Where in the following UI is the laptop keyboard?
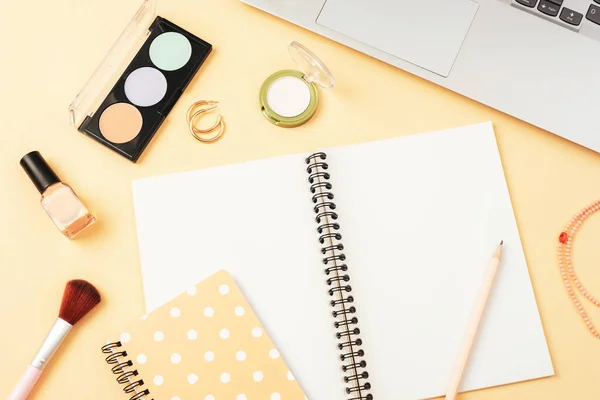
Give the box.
[512,0,600,34]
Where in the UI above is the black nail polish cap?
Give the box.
[20,151,61,194]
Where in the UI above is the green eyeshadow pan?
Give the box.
[149,32,193,71]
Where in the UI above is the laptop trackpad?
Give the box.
[316,0,479,77]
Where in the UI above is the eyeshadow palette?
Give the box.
[69,1,212,162]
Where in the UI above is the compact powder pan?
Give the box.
[99,103,143,144]
[124,67,168,107]
[260,42,335,128]
[69,1,212,162]
[149,32,193,71]
[266,76,312,118]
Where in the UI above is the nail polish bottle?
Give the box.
[20,151,96,239]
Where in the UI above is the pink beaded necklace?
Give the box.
[557,200,600,338]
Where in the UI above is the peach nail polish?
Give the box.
[20,151,96,239]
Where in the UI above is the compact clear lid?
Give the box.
[68,0,157,127]
[289,41,335,89]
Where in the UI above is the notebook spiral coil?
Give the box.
[306,152,373,400]
[102,342,153,400]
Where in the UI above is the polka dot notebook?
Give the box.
[101,270,306,400]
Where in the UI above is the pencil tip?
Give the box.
[500,240,504,246]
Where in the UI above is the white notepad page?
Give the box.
[133,154,345,399]
[132,122,553,400]
[325,122,553,398]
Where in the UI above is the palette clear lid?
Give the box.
[289,41,335,89]
[68,0,158,128]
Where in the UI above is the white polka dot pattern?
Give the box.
[253,371,264,382]
[204,351,215,362]
[111,272,304,399]
[137,354,147,364]
[252,327,263,338]
[171,353,182,364]
[187,329,198,340]
[236,350,247,361]
[219,284,230,295]
[220,372,231,383]
[154,331,164,342]
[120,332,131,343]
[153,375,164,386]
[186,286,197,296]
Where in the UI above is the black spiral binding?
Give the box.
[102,342,153,400]
[305,152,373,400]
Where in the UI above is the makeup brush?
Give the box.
[8,279,101,400]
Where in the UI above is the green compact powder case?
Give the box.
[259,42,335,128]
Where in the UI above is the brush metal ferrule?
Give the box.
[31,318,73,370]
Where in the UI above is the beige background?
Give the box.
[1,0,600,398]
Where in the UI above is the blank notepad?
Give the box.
[132,122,553,399]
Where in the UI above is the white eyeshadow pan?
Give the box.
[266,76,311,118]
[124,67,168,107]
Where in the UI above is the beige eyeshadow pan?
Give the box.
[99,103,143,144]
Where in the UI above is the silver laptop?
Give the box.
[242,0,600,153]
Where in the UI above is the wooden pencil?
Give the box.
[444,241,504,400]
